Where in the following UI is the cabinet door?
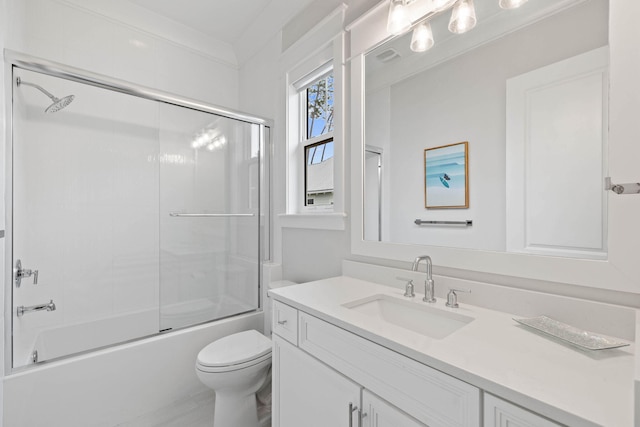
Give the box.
[362,390,426,427]
[484,394,561,427]
[272,334,361,427]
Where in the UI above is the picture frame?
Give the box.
[424,141,469,209]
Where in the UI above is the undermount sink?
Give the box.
[343,294,473,339]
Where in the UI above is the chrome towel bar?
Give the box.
[414,219,472,226]
[169,213,255,218]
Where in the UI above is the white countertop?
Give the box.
[269,276,636,427]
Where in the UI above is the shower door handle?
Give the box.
[14,259,39,287]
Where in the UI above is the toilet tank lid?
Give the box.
[197,330,271,367]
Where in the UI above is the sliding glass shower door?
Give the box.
[158,104,261,331]
[10,64,267,368]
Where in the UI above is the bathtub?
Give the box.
[20,296,256,366]
[4,309,264,427]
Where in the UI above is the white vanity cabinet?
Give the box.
[272,334,361,427]
[271,301,480,427]
[362,390,426,427]
[484,394,562,427]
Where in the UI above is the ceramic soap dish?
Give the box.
[513,315,630,351]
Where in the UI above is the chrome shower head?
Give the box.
[45,94,75,113]
[16,77,75,113]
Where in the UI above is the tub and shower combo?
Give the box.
[3,51,271,425]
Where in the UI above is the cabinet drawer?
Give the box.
[299,312,480,427]
[484,394,561,427]
[272,300,298,345]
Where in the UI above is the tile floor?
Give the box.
[116,390,272,427]
[117,390,215,427]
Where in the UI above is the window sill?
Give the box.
[278,212,347,231]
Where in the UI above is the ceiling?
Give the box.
[126,0,315,45]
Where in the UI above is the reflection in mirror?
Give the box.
[364,0,609,260]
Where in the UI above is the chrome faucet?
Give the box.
[17,300,56,317]
[411,256,436,303]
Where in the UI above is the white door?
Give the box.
[362,390,426,427]
[506,47,609,259]
[272,335,361,427]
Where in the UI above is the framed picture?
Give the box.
[424,141,469,209]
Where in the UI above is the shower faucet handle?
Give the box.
[14,259,39,287]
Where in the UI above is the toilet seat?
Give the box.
[196,330,271,372]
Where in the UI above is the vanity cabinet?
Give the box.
[362,390,426,427]
[271,301,480,427]
[272,334,360,427]
[484,394,562,427]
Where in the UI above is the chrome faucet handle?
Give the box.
[14,259,39,287]
[446,288,471,308]
[396,277,415,298]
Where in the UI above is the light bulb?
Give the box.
[499,0,528,9]
[448,0,477,34]
[387,0,411,36]
[410,22,434,52]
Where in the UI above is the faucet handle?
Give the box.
[446,288,471,308]
[396,277,416,298]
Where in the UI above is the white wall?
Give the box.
[5,0,239,107]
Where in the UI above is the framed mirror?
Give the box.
[349,0,640,293]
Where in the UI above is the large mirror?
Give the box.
[364,0,608,260]
[349,0,640,293]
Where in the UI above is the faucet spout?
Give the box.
[411,256,436,303]
[17,300,56,317]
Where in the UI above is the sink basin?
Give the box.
[343,294,473,339]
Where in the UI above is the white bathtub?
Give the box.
[4,310,264,427]
[23,297,256,365]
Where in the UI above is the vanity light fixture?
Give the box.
[448,0,477,34]
[410,21,434,52]
[499,0,529,10]
[387,0,412,35]
[389,0,526,53]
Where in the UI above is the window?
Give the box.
[299,70,334,207]
[283,28,346,229]
[306,73,334,138]
[305,138,334,206]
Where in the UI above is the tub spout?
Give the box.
[17,300,56,317]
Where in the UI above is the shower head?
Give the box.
[16,77,75,113]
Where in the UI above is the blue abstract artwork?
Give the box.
[424,142,468,208]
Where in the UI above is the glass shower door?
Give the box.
[10,62,267,369]
[158,104,261,331]
[11,69,161,367]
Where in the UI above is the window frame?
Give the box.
[291,60,337,214]
[280,27,346,231]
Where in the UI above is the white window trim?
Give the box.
[281,29,346,230]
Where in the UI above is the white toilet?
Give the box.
[196,330,272,427]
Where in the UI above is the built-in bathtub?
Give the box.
[19,297,256,366]
[4,310,264,426]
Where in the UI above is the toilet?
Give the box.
[196,329,272,427]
